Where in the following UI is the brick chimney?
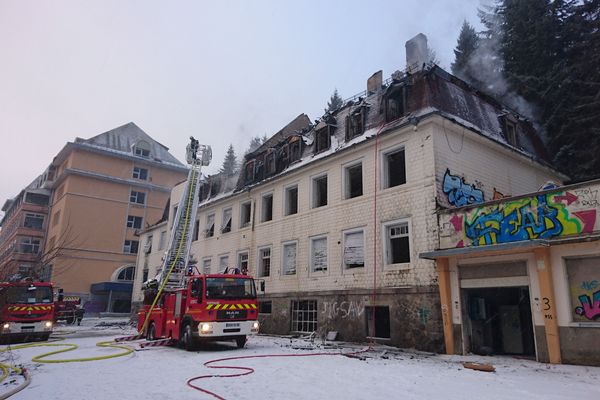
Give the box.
[405,33,428,72]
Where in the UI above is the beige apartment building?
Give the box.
[132,35,563,352]
[38,122,188,313]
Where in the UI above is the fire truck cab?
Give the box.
[0,281,54,342]
[138,273,259,350]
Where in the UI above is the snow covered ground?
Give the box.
[1,317,599,400]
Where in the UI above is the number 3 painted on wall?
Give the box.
[542,297,551,311]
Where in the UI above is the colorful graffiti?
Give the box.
[455,191,597,247]
[442,169,484,207]
[575,290,600,321]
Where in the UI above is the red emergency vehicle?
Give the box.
[0,281,54,342]
[138,272,259,350]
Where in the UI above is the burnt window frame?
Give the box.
[244,160,255,183]
[284,184,298,216]
[265,150,276,176]
[289,139,302,163]
[345,108,366,141]
[381,145,407,189]
[343,160,363,200]
[240,201,252,228]
[314,125,331,154]
[311,173,328,209]
[261,192,273,222]
[383,84,406,123]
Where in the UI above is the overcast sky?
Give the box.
[0,0,485,211]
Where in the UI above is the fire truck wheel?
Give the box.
[146,323,156,341]
[182,324,196,351]
[40,333,51,341]
[236,336,247,349]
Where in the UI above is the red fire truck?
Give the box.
[0,281,54,342]
[138,272,259,350]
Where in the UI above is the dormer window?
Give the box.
[244,160,255,183]
[506,121,518,147]
[314,125,331,154]
[383,84,406,123]
[289,138,302,162]
[346,108,365,141]
[265,150,275,175]
[133,141,151,158]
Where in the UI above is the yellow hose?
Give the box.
[0,340,134,364]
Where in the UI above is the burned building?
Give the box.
[132,34,562,352]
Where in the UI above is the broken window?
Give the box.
[344,162,363,199]
[132,167,148,180]
[506,121,518,147]
[258,247,271,277]
[240,201,251,228]
[366,306,391,338]
[310,236,327,272]
[384,84,406,122]
[291,300,317,333]
[289,139,301,162]
[202,258,212,274]
[346,108,365,140]
[282,241,297,275]
[344,230,365,269]
[238,251,249,274]
[126,216,143,229]
[265,151,276,175]
[144,235,153,253]
[385,221,410,264]
[382,147,406,188]
[284,185,298,216]
[205,213,215,237]
[24,213,44,230]
[130,191,146,204]
[312,174,328,208]
[193,219,200,241]
[221,207,232,233]
[261,193,273,222]
[314,125,330,153]
[259,301,272,314]
[123,240,139,254]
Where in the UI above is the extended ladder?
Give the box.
[156,137,211,290]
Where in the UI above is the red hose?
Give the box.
[187,347,370,400]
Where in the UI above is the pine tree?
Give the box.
[324,89,343,113]
[220,144,238,177]
[246,135,268,155]
[451,21,480,80]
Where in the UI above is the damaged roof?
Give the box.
[197,64,554,207]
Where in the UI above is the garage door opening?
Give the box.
[463,286,535,357]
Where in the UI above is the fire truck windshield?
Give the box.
[0,286,53,304]
[205,278,256,300]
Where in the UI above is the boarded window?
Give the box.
[566,257,600,323]
[386,222,410,264]
[345,163,363,199]
[311,237,327,272]
[384,148,406,188]
[344,230,364,268]
[205,214,215,237]
[312,175,328,208]
[285,185,298,215]
[221,208,232,233]
[261,194,273,222]
[282,242,297,275]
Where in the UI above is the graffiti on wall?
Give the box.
[442,169,485,207]
[575,290,600,321]
[446,191,597,247]
[322,301,365,320]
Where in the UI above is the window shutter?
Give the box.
[283,244,296,274]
